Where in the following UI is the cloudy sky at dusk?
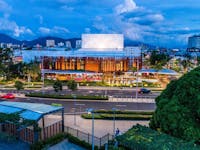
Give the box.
[0,0,200,47]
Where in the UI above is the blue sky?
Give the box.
[0,0,200,47]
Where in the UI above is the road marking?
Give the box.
[75,104,86,106]
[116,105,127,107]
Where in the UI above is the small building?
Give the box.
[0,101,64,144]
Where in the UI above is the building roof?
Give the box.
[0,101,63,121]
[138,68,178,75]
[42,69,103,75]
[157,69,178,75]
[14,48,140,62]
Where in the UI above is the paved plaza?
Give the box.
[64,115,149,137]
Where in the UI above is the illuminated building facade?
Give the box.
[14,34,142,81]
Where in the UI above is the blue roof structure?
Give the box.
[138,68,157,73]
[0,101,63,121]
[138,68,178,75]
[157,69,178,75]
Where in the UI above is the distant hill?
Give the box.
[0,33,21,44]
[0,33,81,48]
[0,33,154,48]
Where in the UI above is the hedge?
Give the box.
[94,110,154,115]
[26,92,108,100]
[81,113,152,120]
[30,133,100,150]
[116,124,200,150]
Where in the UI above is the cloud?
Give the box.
[39,26,69,36]
[0,0,12,13]
[39,27,50,34]
[0,17,33,37]
[115,0,137,14]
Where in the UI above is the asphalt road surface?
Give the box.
[0,88,160,99]
[0,97,156,113]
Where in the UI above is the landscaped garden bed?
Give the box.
[81,110,153,120]
[25,92,108,100]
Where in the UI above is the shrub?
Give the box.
[25,93,108,100]
[67,80,77,91]
[81,113,152,120]
[14,80,24,90]
[53,80,62,92]
[116,124,200,150]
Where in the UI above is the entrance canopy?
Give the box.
[0,101,63,121]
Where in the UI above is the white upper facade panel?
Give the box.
[81,34,124,50]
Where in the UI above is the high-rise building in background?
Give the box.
[188,35,200,52]
[75,40,82,49]
[57,42,64,47]
[46,40,55,47]
[65,41,72,49]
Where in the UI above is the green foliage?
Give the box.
[30,133,99,150]
[82,110,153,120]
[14,80,24,90]
[0,113,20,123]
[67,133,99,150]
[53,80,63,92]
[67,80,77,91]
[150,67,200,143]
[26,92,108,100]
[150,51,170,70]
[82,113,152,120]
[116,124,200,150]
[0,48,14,80]
[30,133,67,150]
[22,61,40,81]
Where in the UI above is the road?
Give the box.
[0,88,160,99]
[0,97,156,113]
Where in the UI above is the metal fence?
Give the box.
[108,96,155,103]
[64,126,113,148]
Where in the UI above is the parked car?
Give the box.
[1,93,15,99]
[138,88,151,94]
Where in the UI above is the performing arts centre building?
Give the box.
[15,34,142,82]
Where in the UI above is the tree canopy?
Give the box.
[149,51,170,70]
[67,80,77,91]
[53,80,63,92]
[150,67,200,143]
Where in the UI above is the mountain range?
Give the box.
[0,33,154,48]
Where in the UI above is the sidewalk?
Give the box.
[64,115,149,137]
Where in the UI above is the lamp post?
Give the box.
[41,56,45,94]
[112,108,117,137]
[87,108,95,150]
[72,94,77,126]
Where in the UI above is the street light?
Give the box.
[71,94,77,126]
[87,108,95,150]
[41,56,45,94]
[112,108,117,137]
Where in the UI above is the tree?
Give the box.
[23,61,40,81]
[67,80,77,91]
[53,80,63,92]
[149,51,170,70]
[14,80,24,90]
[150,67,200,143]
[0,48,14,80]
